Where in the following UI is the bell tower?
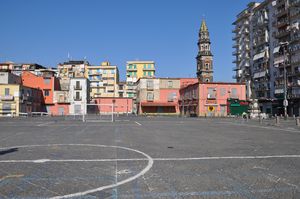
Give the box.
[196,19,214,82]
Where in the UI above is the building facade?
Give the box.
[86,61,119,99]
[0,84,43,117]
[180,82,247,117]
[69,78,89,115]
[0,62,46,76]
[125,61,155,99]
[196,20,214,82]
[21,71,60,113]
[233,0,300,116]
[136,78,181,115]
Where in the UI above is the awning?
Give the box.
[253,71,267,79]
[274,57,284,65]
[273,46,280,54]
[253,51,266,61]
[141,102,177,107]
[275,89,284,94]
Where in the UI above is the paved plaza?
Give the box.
[0,116,299,199]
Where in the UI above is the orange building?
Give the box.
[21,71,60,113]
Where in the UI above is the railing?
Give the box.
[74,97,82,101]
[74,85,82,90]
[0,95,14,101]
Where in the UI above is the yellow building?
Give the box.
[85,61,119,99]
[0,84,20,116]
[0,84,43,117]
[126,61,155,98]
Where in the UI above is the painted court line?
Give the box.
[1,155,300,163]
[37,122,54,127]
[217,121,300,133]
[135,121,142,126]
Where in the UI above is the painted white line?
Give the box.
[217,121,300,133]
[1,155,300,164]
[135,121,142,126]
[37,122,54,127]
[0,144,153,199]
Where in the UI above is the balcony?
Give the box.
[74,97,82,101]
[57,97,69,103]
[275,8,288,18]
[147,86,154,90]
[277,19,289,28]
[232,66,240,71]
[275,30,290,38]
[207,94,216,99]
[0,95,14,101]
[232,50,240,56]
[74,85,82,90]
[290,0,300,7]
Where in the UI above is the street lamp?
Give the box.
[279,41,289,119]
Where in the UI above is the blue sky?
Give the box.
[0,0,259,81]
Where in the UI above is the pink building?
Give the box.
[136,78,198,115]
[180,82,246,117]
[91,97,133,114]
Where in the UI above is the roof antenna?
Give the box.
[67,52,70,61]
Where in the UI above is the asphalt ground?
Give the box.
[0,116,299,199]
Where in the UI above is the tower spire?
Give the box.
[196,19,214,82]
[200,19,208,32]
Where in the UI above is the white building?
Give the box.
[69,78,89,115]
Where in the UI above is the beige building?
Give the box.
[136,78,181,115]
[86,61,119,99]
[126,61,155,99]
[57,60,89,79]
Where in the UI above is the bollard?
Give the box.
[259,115,262,124]
[293,115,296,120]
[296,118,300,127]
[275,116,280,126]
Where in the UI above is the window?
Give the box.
[128,64,132,69]
[148,64,151,69]
[76,81,80,88]
[111,70,115,74]
[148,71,152,76]
[44,90,50,96]
[134,72,137,77]
[133,64,137,69]
[168,93,176,102]
[143,71,147,76]
[147,80,154,89]
[205,63,209,70]
[147,92,154,101]
[76,92,80,100]
[231,88,238,98]
[2,103,11,110]
[5,88,10,96]
[43,78,51,85]
[207,88,216,99]
[167,81,173,88]
[144,64,146,69]
[220,88,226,96]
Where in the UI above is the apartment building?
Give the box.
[0,62,46,76]
[57,60,88,79]
[233,2,260,99]
[86,61,119,99]
[0,72,43,116]
[233,0,300,116]
[126,61,155,99]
